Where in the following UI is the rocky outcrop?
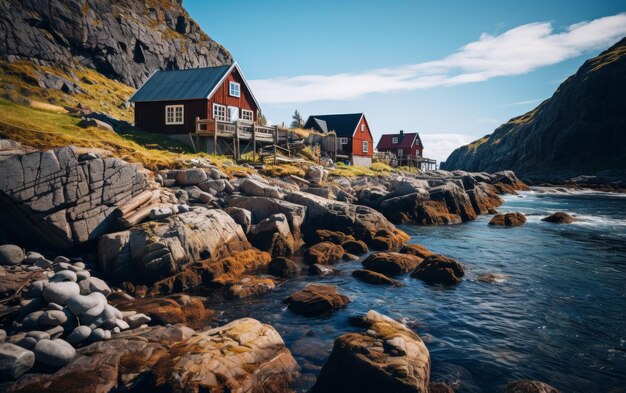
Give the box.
[442,38,626,185]
[410,254,465,285]
[283,284,350,317]
[284,191,409,250]
[541,212,576,224]
[312,310,430,393]
[1,320,299,393]
[362,252,423,276]
[0,146,148,251]
[98,208,249,284]
[489,212,526,227]
[0,0,232,88]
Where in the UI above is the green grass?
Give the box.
[0,98,243,170]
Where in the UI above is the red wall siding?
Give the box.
[208,68,258,121]
[135,99,208,134]
[351,116,374,157]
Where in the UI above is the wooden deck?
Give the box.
[194,118,295,160]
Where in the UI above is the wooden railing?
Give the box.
[195,118,281,143]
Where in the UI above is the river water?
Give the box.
[212,189,626,392]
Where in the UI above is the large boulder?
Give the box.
[239,177,285,199]
[303,242,344,265]
[249,213,296,257]
[503,380,561,393]
[312,310,430,393]
[541,212,575,224]
[98,208,250,284]
[227,195,306,238]
[0,146,148,251]
[283,284,350,317]
[362,252,423,276]
[489,212,526,227]
[410,254,465,285]
[1,322,298,393]
[284,191,409,250]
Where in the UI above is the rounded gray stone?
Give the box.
[24,280,46,298]
[89,328,107,341]
[66,325,91,345]
[0,245,24,266]
[49,270,77,283]
[39,310,68,327]
[42,281,80,305]
[33,339,75,367]
[76,270,91,281]
[78,276,111,296]
[24,252,44,265]
[0,342,35,379]
[15,337,37,350]
[66,292,106,317]
[26,331,50,341]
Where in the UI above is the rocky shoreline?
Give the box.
[0,139,561,392]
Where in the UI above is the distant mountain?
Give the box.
[0,0,232,88]
[442,38,626,185]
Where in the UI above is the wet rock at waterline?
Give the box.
[489,212,527,227]
[352,269,402,286]
[411,254,465,285]
[312,310,430,393]
[362,252,423,276]
[284,284,350,317]
[503,380,561,393]
[541,212,576,224]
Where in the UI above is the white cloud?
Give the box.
[250,13,626,104]
[419,133,475,164]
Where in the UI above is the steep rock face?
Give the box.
[442,38,626,184]
[0,0,232,88]
[0,145,148,251]
[98,208,250,284]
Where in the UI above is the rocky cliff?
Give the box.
[442,38,626,184]
[0,0,232,88]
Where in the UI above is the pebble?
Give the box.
[33,258,53,269]
[0,329,5,342]
[46,326,65,339]
[66,292,106,317]
[49,270,78,283]
[24,280,46,299]
[78,276,111,296]
[87,304,119,329]
[16,337,37,350]
[43,281,80,305]
[47,302,63,311]
[89,328,107,341]
[0,342,35,379]
[33,339,76,367]
[76,270,90,281]
[115,319,130,330]
[126,313,151,329]
[26,331,50,341]
[66,326,91,345]
[39,310,69,327]
[0,245,25,265]
[24,252,44,265]
[21,311,45,330]
[73,262,86,270]
[53,256,71,264]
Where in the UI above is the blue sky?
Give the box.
[186,0,626,163]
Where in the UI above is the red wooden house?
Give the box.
[376,130,424,159]
[303,113,374,167]
[129,62,261,147]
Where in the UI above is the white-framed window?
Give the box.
[213,103,226,121]
[392,137,398,144]
[361,124,365,132]
[241,109,254,122]
[165,105,184,125]
[229,82,240,97]
[339,137,348,145]
[362,141,369,153]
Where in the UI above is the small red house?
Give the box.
[303,113,374,167]
[376,130,424,159]
[129,62,260,138]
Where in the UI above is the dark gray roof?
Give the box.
[313,118,328,133]
[303,113,364,137]
[129,64,232,102]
